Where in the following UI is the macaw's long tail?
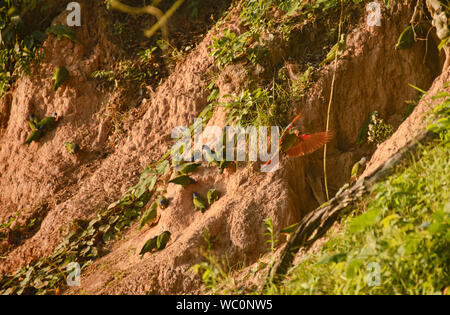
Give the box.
[286,131,333,158]
[263,150,279,167]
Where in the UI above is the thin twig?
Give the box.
[323,0,344,201]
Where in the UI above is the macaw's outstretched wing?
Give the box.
[286,131,333,157]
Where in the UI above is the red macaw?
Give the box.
[264,114,333,166]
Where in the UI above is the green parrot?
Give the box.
[193,192,207,213]
[28,114,39,130]
[25,129,43,145]
[53,66,69,91]
[219,160,233,174]
[320,34,346,66]
[168,174,196,188]
[202,145,219,166]
[350,157,368,183]
[156,195,169,209]
[139,201,158,230]
[156,231,171,251]
[37,113,58,131]
[139,235,158,258]
[207,189,220,205]
[65,142,80,154]
[395,25,414,50]
[175,162,201,175]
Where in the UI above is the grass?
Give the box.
[269,137,449,295]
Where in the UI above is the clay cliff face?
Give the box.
[0,0,447,293]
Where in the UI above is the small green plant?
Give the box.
[138,47,158,64]
[190,230,238,294]
[210,29,252,68]
[291,66,313,98]
[91,60,150,88]
[222,88,273,127]
[263,218,279,268]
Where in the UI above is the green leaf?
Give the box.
[349,208,382,233]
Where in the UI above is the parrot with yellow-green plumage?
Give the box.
[53,66,69,91]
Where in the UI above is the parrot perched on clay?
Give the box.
[350,157,368,184]
[140,235,158,258]
[37,113,59,131]
[157,195,169,209]
[320,34,346,66]
[175,162,201,175]
[53,66,69,91]
[156,231,171,251]
[193,192,207,213]
[65,142,80,154]
[25,128,43,145]
[202,145,219,166]
[28,114,39,130]
[139,201,158,230]
[207,189,220,205]
[168,174,196,188]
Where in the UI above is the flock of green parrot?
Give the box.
[25,66,80,154]
[167,160,221,214]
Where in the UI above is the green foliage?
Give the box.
[427,92,450,142]
[222,88,284,127]
[91,60,152,88]
[210,29,252,68]
[0,0,47,96]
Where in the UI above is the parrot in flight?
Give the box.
[264,114,333,166]
[193,192,207,213]
[350,157,368,184]
[284,130,333,158]
[53,66,69,91]
[168,174,196,188]
[207,189,220,205]
[65,142,80,154]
